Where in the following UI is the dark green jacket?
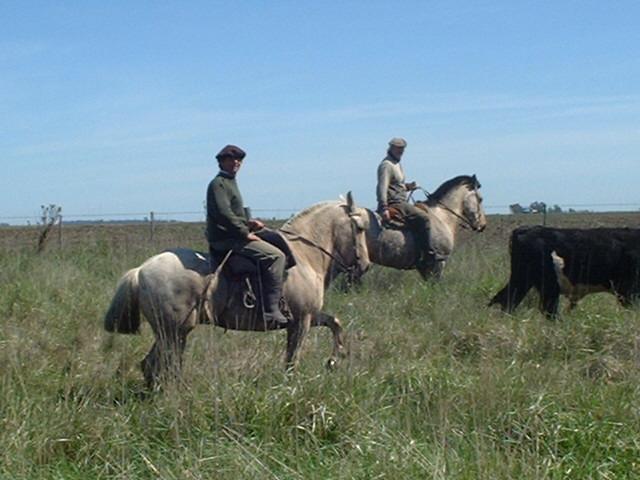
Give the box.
[206,171,250,251]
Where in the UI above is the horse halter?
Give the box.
[418,186,482,231]
[280,209,366,282]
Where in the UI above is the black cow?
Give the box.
[489,225,640,317]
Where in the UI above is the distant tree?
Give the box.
[510,203,526,214]
[529,201,547,213]
[37,204,62,253]
[548,204,563,213]
[40,204,62,225]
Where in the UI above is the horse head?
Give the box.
[461,174,487,232]
[340,191,371,279]
[423,174,487,232]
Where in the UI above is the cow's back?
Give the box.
[544,228,640,289]
[507,226,640,308]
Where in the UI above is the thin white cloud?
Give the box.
[6,92,640,159]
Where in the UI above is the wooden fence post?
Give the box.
[150,211,155,241]
[58,215,63,248]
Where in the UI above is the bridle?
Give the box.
[280,208,366,282]
[415,186,482,231]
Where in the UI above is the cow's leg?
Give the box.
[489,277,531,313]
[489,284,510,310]
[614,280,638,308]
[616,290,636,308]
[311,312,346,370]
[539,282,561,318]
[618,296,632,308]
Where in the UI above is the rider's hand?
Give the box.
[405,181,418,191]
[248,219,265,231]
[246,232,260,242]
[382,208,391,222]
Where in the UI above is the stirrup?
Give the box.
[263,310,289,325]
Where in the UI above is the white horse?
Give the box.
[366,174,487,278]
[104,193,370,388]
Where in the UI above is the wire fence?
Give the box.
[1,203,639,226]
[0,209,298,226]
[1,203,639,253]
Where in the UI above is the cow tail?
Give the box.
[104,267,141,334]
[509,227,519,259]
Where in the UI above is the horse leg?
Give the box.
[141,328,189,390]
[415,257,446,280]
[311,312,346,370]
[285,314,311,371]
[141,340,163,390]
[433,260,446,279]
[141,304,195,390]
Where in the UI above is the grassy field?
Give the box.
[1,212,640,479]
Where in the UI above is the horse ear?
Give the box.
[471,174,480,188]
[346,191,356,214]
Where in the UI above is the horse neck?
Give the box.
[429,186,468,234]
[283,207,339,278]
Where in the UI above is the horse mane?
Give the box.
[426,175,479,206]
[282,200,343,229]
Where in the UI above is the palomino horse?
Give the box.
[366,174,486,278]
[104,194,370,388]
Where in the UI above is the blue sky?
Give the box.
[2,1,639,223]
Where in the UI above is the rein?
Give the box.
[280,213,363,280]
[418,187,478,231]
[279,228,354,273]
[180,250,232,328]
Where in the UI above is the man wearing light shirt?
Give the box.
[376,137,434,274]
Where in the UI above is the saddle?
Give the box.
[383,206,406,230]
[378,203,429,230]
[205,229,295,328]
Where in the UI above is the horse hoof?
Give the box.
[325,358,337,370]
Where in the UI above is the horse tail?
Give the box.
[104,267,141,334]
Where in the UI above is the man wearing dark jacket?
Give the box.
[206,144,288,325]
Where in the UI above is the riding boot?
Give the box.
[261,276,289,325]
[415,221,436,278]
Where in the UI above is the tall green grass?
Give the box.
[1,225,639,479]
